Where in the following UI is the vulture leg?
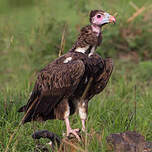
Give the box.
[65,117,80,141]
[78,101,88,132]
[55,98,80,140]
[81,119,86,132]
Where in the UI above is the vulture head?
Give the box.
[90,10,116,27]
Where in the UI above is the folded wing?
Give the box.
[18,60,85,123]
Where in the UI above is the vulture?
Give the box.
[18,10,116,140]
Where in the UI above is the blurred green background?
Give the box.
[0,0,152,151]
[0,0,152,88]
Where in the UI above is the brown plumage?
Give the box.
[70,9,115,57]
[18,52,112,120]
[18,9,115,139]
[70,25,102,52]
[18,52,113,137]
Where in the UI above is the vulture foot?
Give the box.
[67,128,81,141]
[65,117,81,141]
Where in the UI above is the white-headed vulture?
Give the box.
[18,10,116,140]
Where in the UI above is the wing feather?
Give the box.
[18,59,85,123]
[38,60,85,96]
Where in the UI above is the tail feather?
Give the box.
[18,82,40,123]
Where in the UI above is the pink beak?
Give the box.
[109,15,116,24]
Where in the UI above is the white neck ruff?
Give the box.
[75,46,89,54]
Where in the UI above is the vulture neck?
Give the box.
[74,24,101,56]
[91,24,101,36]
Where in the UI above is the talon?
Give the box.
[67,129,81,141]
[73,128,80,132]
[65,117,81,141]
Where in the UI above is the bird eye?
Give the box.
[97,15,101,18]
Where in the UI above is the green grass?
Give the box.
[0,0,152,151]
[0,60,152,151]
